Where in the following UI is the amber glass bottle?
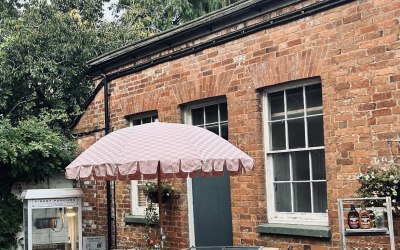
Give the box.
[359,205,371,229]
[348,204,359,229]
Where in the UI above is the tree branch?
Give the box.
[7,97,38,115]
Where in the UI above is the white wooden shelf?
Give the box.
[337,197,395,250]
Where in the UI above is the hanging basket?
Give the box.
[147,190,172,203]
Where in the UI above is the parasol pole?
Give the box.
[157,162,165,249]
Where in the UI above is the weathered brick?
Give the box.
[287,38,302,47]
[358,103,376,111]
[72,1,400,249]
[390,74,400,82]
[343,13,361,24]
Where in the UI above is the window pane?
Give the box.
[205,104,219,123]
[293,182,311,212]
[192,107,204,125]
[308,115,324,147]
[311,150,326,180]
[142,117,151,124]
[273,153,290,181]
[221,123,228,140]
[270,121,286,150]
[288,118,305,149]
[274,183,291,212]
[206,124,219,136]
[292,151,310,181]
[131,119,141,126]
[286,87,304,118]
[313,182,327,213]
[269,91,284,121]
[306,84,322,115]
[219,103,228,122]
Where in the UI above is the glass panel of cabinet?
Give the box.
[22,188,83,250]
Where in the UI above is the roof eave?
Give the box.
[87,0,298,73]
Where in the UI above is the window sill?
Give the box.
[256,223,331,238]
[124,215,157,225]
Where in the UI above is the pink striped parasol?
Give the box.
[65,122,254,180]
[65,122,254,248]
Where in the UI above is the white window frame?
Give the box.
[127,111,158,216]
[262,78,328,226]
[183,98,228,246]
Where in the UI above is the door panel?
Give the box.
[192,173,233,246]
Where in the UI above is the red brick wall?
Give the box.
[73,0,400,249]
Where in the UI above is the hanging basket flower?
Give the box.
[143,181,174,203]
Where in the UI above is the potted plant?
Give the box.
[143,181,174,203]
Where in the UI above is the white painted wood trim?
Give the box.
[78,199,83,250]
[186,178,196,246]
[183,107,196,246]
[262,83,329,226]
[130,180,146,216]
[28,203,32,250]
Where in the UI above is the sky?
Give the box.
[102,0,118,22]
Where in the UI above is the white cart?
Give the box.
[337,197,395,250]
[22,188,84,250]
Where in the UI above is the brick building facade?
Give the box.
[72,0,400,249]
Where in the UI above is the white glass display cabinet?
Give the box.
[22,188,84,250]
[337,197,395,250]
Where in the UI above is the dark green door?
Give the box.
[192,173,233,246]
[189,102,233,246]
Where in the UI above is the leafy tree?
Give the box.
[115,0,239,36]
[0,0,124,246]
[0,0,20,20]
[0,0,112,127]
[51,0,109,22]
[0,117,76,192]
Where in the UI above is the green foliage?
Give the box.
[51,0,108,22]
[143,181,173,199]
[0,0,20,20]
[0,0,124,127]
[144,202,159,249]
[143,182,174,248]
[0,194,23,249]
[0,117,76,189]
[116,0,239,35]
[143,181,174,203]
[356,165,400,214]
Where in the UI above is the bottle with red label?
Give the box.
[348,204,359,229]
[359,205,371,229]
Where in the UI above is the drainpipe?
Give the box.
[103,73,113,250]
